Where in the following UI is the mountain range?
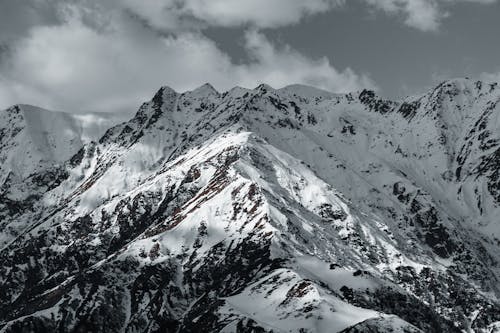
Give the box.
[0,78,500,332]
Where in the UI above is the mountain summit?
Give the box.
[1,79,500,332]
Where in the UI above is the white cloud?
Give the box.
[363,0,442,31]
[236,30,375,93]
[0,10,374,113]
[178,0,343,28]
[363,0,496,31]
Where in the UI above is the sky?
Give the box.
[0,0,499,113]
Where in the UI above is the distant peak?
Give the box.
[152,86,178,106]
[438,77,472,89]
[156,85,178,95]
[4,104,56,115]
[433,77,500,95]
[358,89,377,99]
[255,83,274,93]
[3,104,21,112]
[429,77,486,100]
[15,104,50,112]
[191,83,219,96]
[225,86,254,99]
[278,84,336,99]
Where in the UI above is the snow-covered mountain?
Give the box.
[0,79,499,332]
[0,104,128,184]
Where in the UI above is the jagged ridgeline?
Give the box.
[1,79,500,332]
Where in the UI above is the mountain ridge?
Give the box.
[1,78,500,332]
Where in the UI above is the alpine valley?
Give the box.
[1,78,500,333]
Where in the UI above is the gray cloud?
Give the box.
[0,0,63,43]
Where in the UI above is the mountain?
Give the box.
[0,79,499,332]
[0,104,128,183]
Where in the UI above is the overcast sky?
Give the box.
[0,0,499,113]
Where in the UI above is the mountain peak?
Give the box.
[153,85,178,98]
[151,85,178,107]
[226,86,254,98]
[255,83,274,93]
[277,84,336,99]
[430,77,499,99]
[191,83,219,96]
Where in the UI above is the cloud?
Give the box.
[0,0,61,43]
[175,0,343,28]
[0,0,496,113]
[0,0,497,39]
[363,0,496,31]
[364,0,441,31]
[118,0,497,32]
[0,8,374,113]
[237,30,375,93]
[40,0,344,33]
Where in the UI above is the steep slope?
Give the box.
[0,79,500,332]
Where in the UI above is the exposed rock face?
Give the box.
[1,79,500,332]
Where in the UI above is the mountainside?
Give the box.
[0,78,500,333]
